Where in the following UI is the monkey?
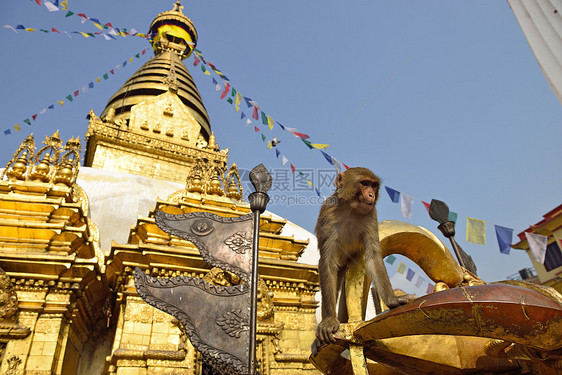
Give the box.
[314,167,416,348]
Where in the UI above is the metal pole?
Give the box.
[248,208,261,375]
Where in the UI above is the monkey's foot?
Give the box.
[386,294,417,308]
[316,316,340,345]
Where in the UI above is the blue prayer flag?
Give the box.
[315,188,321,197]
[4,129,11,135]
[241,112,246,120]
[16,25,25,30]
[321,151,334,165]
[244,97,253,107]
[385,186,400,203]
[495,225,513,255]
[88,82,94,88]
[48,104,54,109]
[277,122,285,130]
[212,77,218,85]
[406,268,415,281]
[275,149,281,158]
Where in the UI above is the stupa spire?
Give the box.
[149,0,198,59]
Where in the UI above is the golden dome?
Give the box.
[99,49,211,139]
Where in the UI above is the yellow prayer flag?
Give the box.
[60,0,68,10]
[80,32,90,38]
[307,179,312,186]
[234,93,242,112]
[25,28,36,32]
[129,57,133,63]
[57,100,64,106]
[466,217,486,245]
[96,77,101,83]
[311,144,330,150]
[267,116,274,130]
[397,262,406,274]
[204,69,210,75]
[267,141,272,150]
[94,23,103,30]
[14,124,22,132]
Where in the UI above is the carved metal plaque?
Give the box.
[135,211,255,375]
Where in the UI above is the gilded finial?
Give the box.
[173,0,184,13]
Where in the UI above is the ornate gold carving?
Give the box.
[2,134,35,181]
[6,356,21,375]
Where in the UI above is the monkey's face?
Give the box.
[349,179,378,214]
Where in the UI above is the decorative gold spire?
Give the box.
[149,0,198,59]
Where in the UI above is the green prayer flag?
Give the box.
[261,134,266,142]
[87,33,95,37]
[24,119,31,126]
[227,97,233,104]
[385,254,397,265]
[261,111,268,125]
[135,53,140,58]
[449,211,458,223]
[103,73,109,80]
[65,11,74,17]
[231,88,236,96]
[66,94,73,102]
[302,139,314,149]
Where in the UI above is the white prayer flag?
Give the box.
[401,193,414,219]
[39,108,47,114]
[282,156,288,166]
[245,118,252,126]
[44,1,59,12]
[3,25,17,33]
[525,232,548,264]
[103,34,111,40]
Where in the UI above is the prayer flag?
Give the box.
[307,179,313,186]
[14,124,22,132]
[64,11,73,17]
[35,0,42,5]
[385,186,400,203]
[282,156,288,166]
[51,27,60,33]
[221,83,231,99]
[494,225,513,255]
[261,134,266,142]
[385,254,396,265]
[401,193,414,219]
[3,25,17,33]
[60,0,67,10]
[291,132,310,139]
[227,98,233,104]
[277,122,285,130]
[245,118,252,126]
[261,111,268,125]
[267,141,272,150]
[252,106,259,120]
[449,211,458,223]
[103,73,109,80]
[415,276,424,288]
[32,114,38,120]
[89,82,94,88]
[244,97,253,107]
[525,232,548,264]
[235,93,242,111]
[39,108,46,114]
[426,283,434,294]
[82,85,88,93]
[331,157,345,174]
[44,1,59,12]
[74,90,79,97]
[311,144,330,150]
[123,61,127,67]
[57,100,63,106]
[302,139,314,149]
[135,53,140,58]
[231,88,236,97]
[48,104,54,109]
[467,217,486,245]
[290,164,296,174]
[254,126,260,132]
[406,268,415,281]
[315,188,321,197]
[66,94,73,102]
[241,112,246,120]
[321,151,333,165]
[4,129,11,135]
[275,149,280,158]
[267,116,274,130]
[397,262,406,274]
[422,201,430,213]
[24,119,31,126]
[110,69,114,74]
[16,25,25,30]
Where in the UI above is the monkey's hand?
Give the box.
[386,294,417,308]
[316,316,340,345]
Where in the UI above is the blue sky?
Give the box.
[1,0,560,292]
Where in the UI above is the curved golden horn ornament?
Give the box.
[378,220,464,287]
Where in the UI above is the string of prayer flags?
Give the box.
[385,186,400,203]
[495,225,514,255]
[401,193,414,219]
[3,49,147,135]
[467,217,486,245]
[525,232,548,264]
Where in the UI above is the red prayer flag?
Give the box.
[141,49,146,55]
[51,27,60,33]
[292,132,310,139]
[74,90,79,97]
[426,283,434,294]
[35,0,41,5]
[220,83,231,99]
[110,69,115,75]
[422,201,430,213]
[254,126,259,132]
[193,56,200,66]
[252,106,259,120]
[290,164,296,174]
[77,13,88,19]
[344,164,350,170]
[32,114,38,120]
[105,22,113,28]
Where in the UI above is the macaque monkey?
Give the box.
[314,167,416,346]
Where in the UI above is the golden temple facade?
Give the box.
[0,2,320,374]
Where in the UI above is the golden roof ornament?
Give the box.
[2,133,35,181]
[149,0,197,59]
